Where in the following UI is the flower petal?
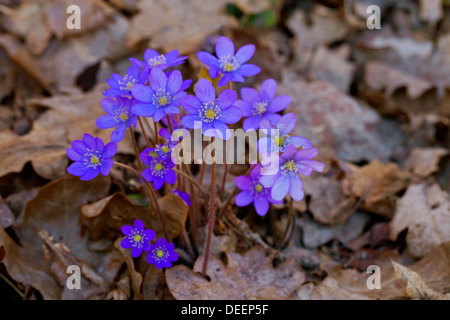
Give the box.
[67,162,88,176]
[237,64,260,76]
[144,229,156,241]
[215,36,235,57]
[111,123,127,143]
[235,191,254,207]
[82,133,96,150]
[96,115,117,129]
[271,175,290,201]
[254,197,269,216]
[164,170,177,184]
[100,158,113,176]
[80,167,99,181]
[121,225,133,235]
[243,115,262,131]
[153,176,164,190]
[234,176,252,190]
[131,247,143,258]
[235,44,255,64]
[66,148,84,162]
[182,95,202,114]
[260,79,277,101]
[289,175,304,201]
[240,87,259,103]
[181,114,202,129]
[195,79,215,103]
[197,51,219,67]
[234,100,252,117]
[288,136,312,149]
[216,89,237,109]
[220,106,242,124]
[131,84,154,103]
[103,142,117,158]
[166,70,182,95]
[120,237,132,249]
[132,103,156,117]
[144,49,159,61]
[276,113,296,135]
[217,73,233,87]
[268,95,291,113]
[101,98,118,114]
[134,219,145,230]
[293,148,319,162]
[149,67,167,91]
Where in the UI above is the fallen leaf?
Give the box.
[233,0,272,14]
[166,246,305,299]
[114,238,143,300]
[294,278,369,300]
[0,196,15,229]
[403,147,448,178]
[419,0,444,25]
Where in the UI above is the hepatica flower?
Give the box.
[234,164,283,216]
[260,144,325,201]
[140,148,176,190]
[147,238,178,269]
[121,219,156,258]
[131,67,187,122]
[131,49,187,70]
[172,189,191,206]
[258,113,312,154]
[197,36,260,87]
[103,61,148,98]
[235,79,292,131]
[66,134,117,181]
[148,128,178,160]
[96,96,138,143]
[181,79,242,139]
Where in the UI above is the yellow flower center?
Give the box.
[162,146,169,153]
[90,156,100,164]
[159,97,168,106]
[156,250,164,258]
[134,235,142,242]
[126,82,134,90]
[205,110,216,119]
[285,161,296,172]
[120,113,128,121]
[224,63,234,72]
[255,184,263,192]
[274,137,283,146]
[155,163,163,171]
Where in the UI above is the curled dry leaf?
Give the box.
[81,192,189,240]
[0,196,15,229]
[113,238,143,300]
[390,183,450,258]
[166,246,305,300]
[403,147,448,178]
[341,159,411,218]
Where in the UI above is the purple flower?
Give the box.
[172,189,191,206]
[140,148,176,190]
[197,36,260,87]
[146,238,178,269]
[103,61,148,98]
[181,79,242,139]
[234,164,283,216]
[131,68,187,122]
[148,128,178,161]
[66,134,117,181]
[257,113,312,154]
[260,144,325,201]
[235,79,291,131]
[131,49,187,70]
[121,219,156,258]
[96,97,138,143]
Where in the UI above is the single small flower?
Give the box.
[131,49,187,70]
[260,144,325,201]
[96,96,138,143]
[131,68,187,122]
[121,219,156,258]
[257,113,312,154]
[234,79,292,131]
[148,128,178,161]
[234,164,283,216]
[181,79,242,139]
[197,36,260,87]
[66,133,117,181]
[146,238,178,269]
[103,61,148,98]
[140,148,176,190]
[172,189,191,206]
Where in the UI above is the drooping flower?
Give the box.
[140,148,176,190]
[260,144,325,201]
[181,79,242,139]
[146,238,178,269]
[130,49,187,70]
[96,96,138,143]
[197,36,260,87]
[172,189,191,206]
[257,113,312,154]
[66,134,117,181]
[234,164,283,216]
[235,79,292,131]
[131,68,187,122]
[120,219,156,258]
[103,61,148,98]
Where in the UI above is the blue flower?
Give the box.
[260,144,325,201]
[147,128,178,161]
[131,68,187,122]
[181,79,242,139]
[172,189,191,206]
[96,96,138,143]
[146,238,178,269]
[66,134,117,181]
[140,148,176,190]
[257,113,312,154]
[103,61,148,98]
[235,79,291,131]
[121,219,156,258]
[131,49,187,70]
[197,36,260,87]
[234,164,282,216]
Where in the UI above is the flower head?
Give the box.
[140,147,176,190]
[131,49,187,70]
[258,113,312,154]
[131,68,187,122]
[234,164,282,216]
[181,79,242,139]
[148,128,178,161]
[235,79,292,131]
[172,189,191,206]
[197,36,260,87]
[66,134,117,181]
[96,96,138,143]
[146,238,178,269]
[121,219,156,258]
[260,144,325,201]
[103,61,148,98]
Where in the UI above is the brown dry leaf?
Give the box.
[233,0,272,14]
[341,159,411,218]
[166,246,305,300]
[295,278,370,300]
[403,147,448,178]
[392,260,446,300]
[125,0,237,54]
[114,238,143,300]
[390,183,450,258]
[0,196,15,229]
[0,50,15,100]
[81,192,189,240]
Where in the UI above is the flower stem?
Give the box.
[138,117,153,148]
[172,168,208,201]
[278,197,294,249]
[166,114,173,133]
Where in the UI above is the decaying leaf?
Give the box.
[390,183,450,258]
[294,278,369,300]
[166,246,305,300]
[403,147,448,178]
